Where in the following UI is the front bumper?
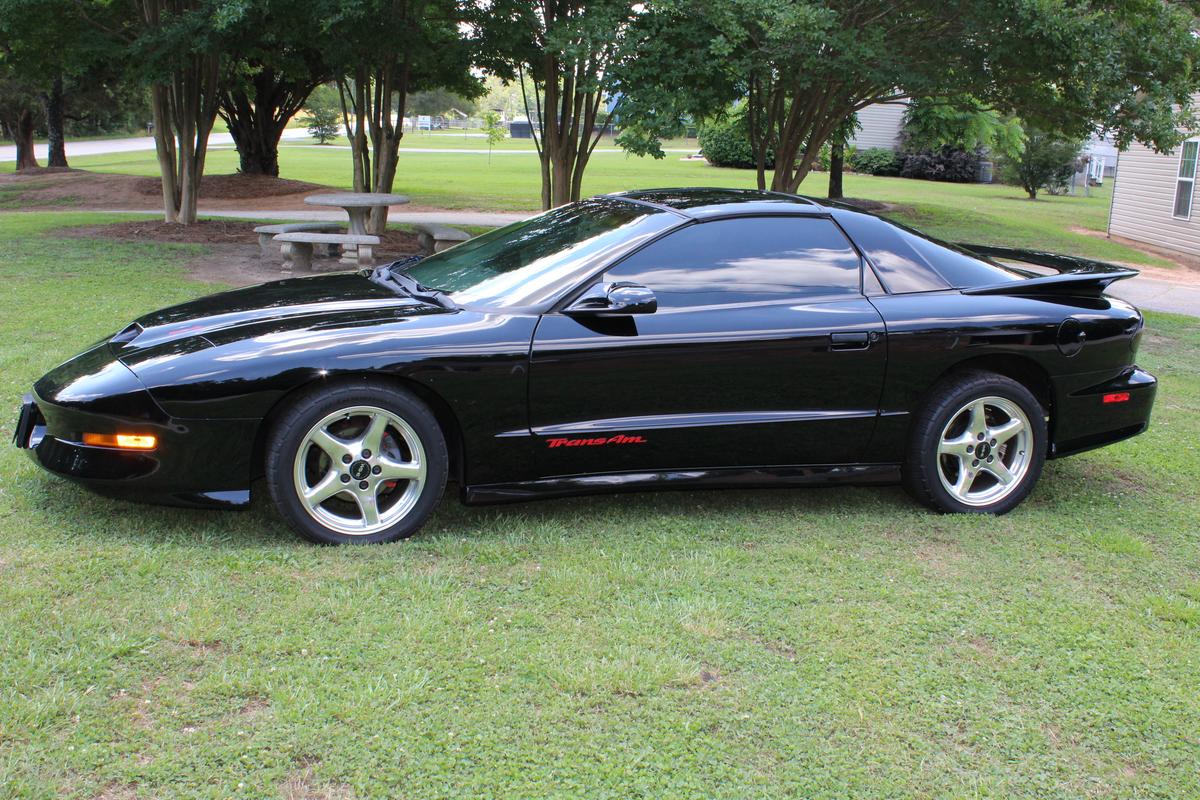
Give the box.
[13,346,258,509]
[1051,366,1157,458]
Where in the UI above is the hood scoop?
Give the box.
[109,273,427,354]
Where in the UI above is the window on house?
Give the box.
[1173,139,1199,219]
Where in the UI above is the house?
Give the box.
[1108,126,1200,257]
[1083,133,1118,180]
[849,102,908,151]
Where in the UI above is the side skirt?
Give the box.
[462,464,901,506]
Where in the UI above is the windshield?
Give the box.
[401,199,675,309]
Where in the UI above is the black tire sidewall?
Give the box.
[266,380,448,544]
[905,372,1047,515]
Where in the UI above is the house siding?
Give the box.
[850,103,907,151]
[1108,139,1200,256]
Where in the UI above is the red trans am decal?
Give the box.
[546,433,647,448]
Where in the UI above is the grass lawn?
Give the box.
[0,211,1198,799]
[28,139,1171,269]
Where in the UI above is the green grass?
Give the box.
[0,210,1198,798]
[44,142,1170,268]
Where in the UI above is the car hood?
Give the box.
[110,272,435,355]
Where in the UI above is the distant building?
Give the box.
[1109,115,1200,257]
[1083,133,1118,180]
[849,102,909,151]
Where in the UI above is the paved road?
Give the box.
[0,129,314,163]
[2,131,696,162]
[1109,276,1200,317]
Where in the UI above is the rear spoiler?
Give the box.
[955,244,1139,296]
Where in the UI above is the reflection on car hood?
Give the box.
[110,273,434,354]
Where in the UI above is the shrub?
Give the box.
[998,130,1082,199]
[899,146,981,182]
[698,111,774,170]
[849,147,902,176]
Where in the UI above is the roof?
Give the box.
[606,188,826,220]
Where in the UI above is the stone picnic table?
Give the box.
[303,192,410,262]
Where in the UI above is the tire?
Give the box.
[903,370,1047,515]
[265,380,448,544]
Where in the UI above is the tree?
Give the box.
[478,74,528,120]
[826,114,859,200]
[127,0,239,224]
[482,110,505,163]
[481,0,639,209]
[617,0,1200,194]
[301,83,341,144]
[218,0,329,176]
[1000,130,1082,200]
[408,88,477,117]
[322,0,479,232]
[0,0,124,168]
[902,96,1024,159]
[0,71,40,170]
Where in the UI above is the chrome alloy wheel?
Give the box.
[935,396,1032,508]
[292,405,427,535]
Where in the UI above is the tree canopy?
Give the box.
[617,0,1200,192]
[481,0,641,208]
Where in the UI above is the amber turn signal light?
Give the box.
[82,432,158,450]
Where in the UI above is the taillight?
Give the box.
[1102,392,1130,404]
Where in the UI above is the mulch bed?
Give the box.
[58,219,261,244]
[132,173,330,200]
[57,219,423,253]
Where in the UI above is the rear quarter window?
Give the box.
[832,207,1024,291]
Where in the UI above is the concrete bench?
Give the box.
[273,232,381,271]
[253,222,344,257]
[413,223,471,254]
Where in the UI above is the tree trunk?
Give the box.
[13,109,39,171]
[147,54,220,224]
[224,104,283,176]
[220,69,316,177]
[828,141,844,200]
[338,59,409,235]
[43,75,68,168]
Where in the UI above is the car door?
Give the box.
[528,214,888,477]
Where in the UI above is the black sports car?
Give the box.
[13,189,1156,544]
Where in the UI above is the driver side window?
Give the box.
[603,216,863,309]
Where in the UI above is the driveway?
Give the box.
[1109,276,1200,317]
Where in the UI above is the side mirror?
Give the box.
[565,281,657,317]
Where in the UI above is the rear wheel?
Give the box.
[904,371,1047,514]
[266,381,447,544]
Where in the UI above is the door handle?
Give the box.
[830,331,875,350]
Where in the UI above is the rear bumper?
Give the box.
[1051,366,1156,458]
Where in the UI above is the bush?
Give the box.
[998,130,1081,199]
[899,146,981,182]
[849,147,902,176]
[698,111,774,169]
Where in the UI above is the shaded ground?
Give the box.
[0,169,332,212]
[57,219,422,286]
[0,169,447,214]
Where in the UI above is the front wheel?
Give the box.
[266,381,448,544]
[904,371,1047,514]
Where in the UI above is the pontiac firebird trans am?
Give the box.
[14,189,1156,544]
